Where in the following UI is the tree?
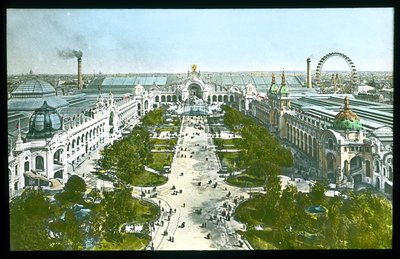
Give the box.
[101,186,134,242]
[55,175,86,205]
[263,175,282,220]
[309,181,327,206]
[345,190,392,248]
[10,188,56,250]
[247,160,280,179]
[274,184,299,248]
[50,208,87,250]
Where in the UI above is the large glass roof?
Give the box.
[12,79,56,95]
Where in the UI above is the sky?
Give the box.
[6,8,394,74]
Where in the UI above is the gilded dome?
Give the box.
[332,96,362,131]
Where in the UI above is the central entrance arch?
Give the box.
[188,83,203,99]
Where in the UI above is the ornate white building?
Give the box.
[8,65,392,200]
[249,73,393,199]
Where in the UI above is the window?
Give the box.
[24,161,29,172]
[366,160,371,177]
[388,167,393,181]
[36,156,44,171]
[328,139,334,150]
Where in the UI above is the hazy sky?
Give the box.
[7,8,394,74]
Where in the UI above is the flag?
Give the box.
[15,121,19,129]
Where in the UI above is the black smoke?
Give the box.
[57,48,83,59]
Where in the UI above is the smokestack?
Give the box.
[306,57,312,88]
[57,48,83,89]
[78,57,83,89]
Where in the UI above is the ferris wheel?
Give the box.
[315,52,358,93]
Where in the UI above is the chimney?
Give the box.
[77,57,83,89]
[307,58,312,88]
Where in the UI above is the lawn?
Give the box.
[150,138,177,146]
[130,198,160,223]
[215,138,241,146]
[95,233,151,250]
[131,170,168,187]
[217,151,241,170]
[148,152,173,171]
[156,125,178,133]
[238,230,278,250]
[226,173,265,188]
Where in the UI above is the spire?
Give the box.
[281,70,286,86]
[344,95,350,111]
[271,73,276,84]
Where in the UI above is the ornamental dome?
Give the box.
[26,101,63,139]
[332,96,362,131]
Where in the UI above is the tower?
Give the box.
[77,57,83,89]
[307,57,312,88]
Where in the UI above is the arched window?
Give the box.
[375,160,380,173]
[344,160,349,175]
[326,153,335,170]
[328,138,334,150]
[366,160,371,177]
[387,158,393,181]
[155,95,160,102]
[24,161,30,172]
[36,156,44,171]
[54,149,63,164]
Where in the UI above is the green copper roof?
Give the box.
[332,118,362,131]
[279,85,288,96]
[270,84,277,93]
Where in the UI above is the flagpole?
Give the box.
[18,118,21,136]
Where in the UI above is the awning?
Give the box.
[23,171,50,182]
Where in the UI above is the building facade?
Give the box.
[250,72,393,198]
[8,65,393,199]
